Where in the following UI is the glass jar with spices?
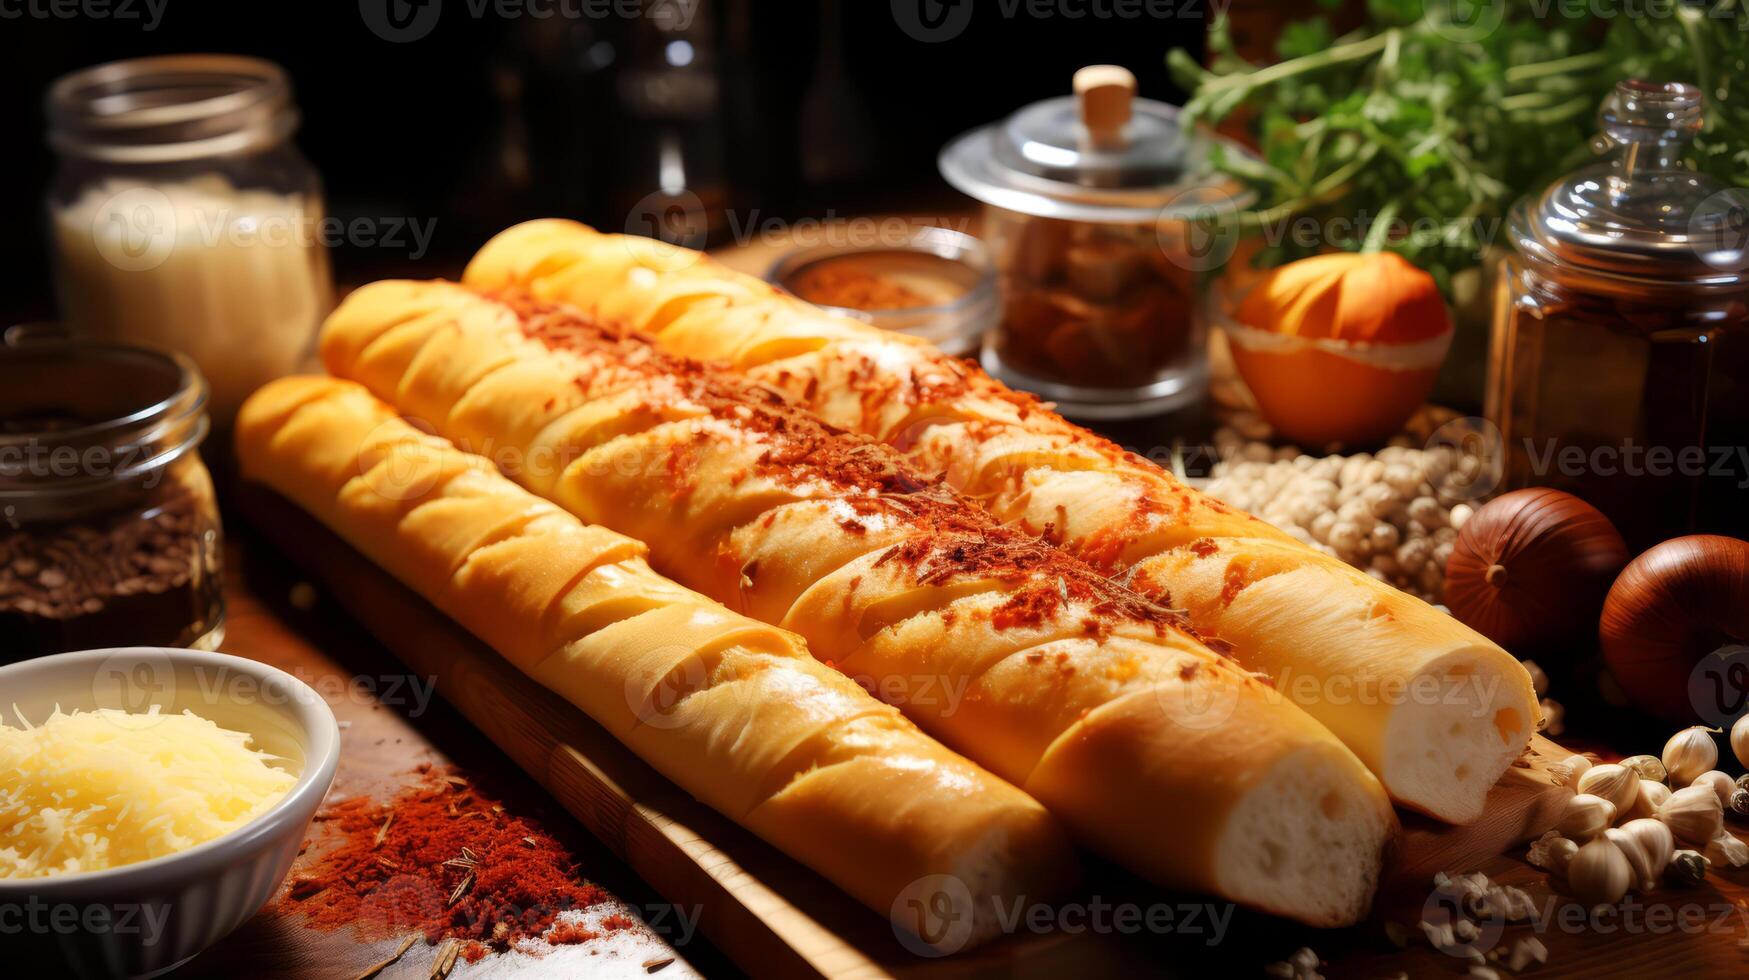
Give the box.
[45,55,333,425]
[939,65,1257,419]
[1489,80,1749,550]
[0,336,224,662]
[765,226,1001,357]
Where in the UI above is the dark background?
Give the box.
[1,0,1215,322]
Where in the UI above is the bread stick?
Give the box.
[318,282,1395,926]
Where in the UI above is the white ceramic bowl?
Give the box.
[0,647,339,978]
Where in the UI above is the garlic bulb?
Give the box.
[1618,818,1675,888]
[1577,764,1639,814]
[1557,794,1616,841]
[1658,784,1725,845]
[1734,714,1749,769]
[1662,727,1718,786]
[1692,770,1735,808]
[1618,754,1667,783]
[1568,838,1632,906]
[1627,779,1671,821]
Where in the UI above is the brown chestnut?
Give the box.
[1601,535,1749,723]
[1444,488,1629,653]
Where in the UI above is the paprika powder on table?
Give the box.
[284,767,630,964]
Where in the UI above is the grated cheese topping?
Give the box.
[0,706,298,879]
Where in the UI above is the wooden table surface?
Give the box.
[178,523,738,980]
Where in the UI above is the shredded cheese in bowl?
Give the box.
[0,706,299,879]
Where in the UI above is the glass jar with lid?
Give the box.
[45,55,333,426]
[0,333,224,662]
[1489,79,1749,549]
[939,65,1256,420]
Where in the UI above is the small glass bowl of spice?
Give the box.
[0,334,223,661]
[766,226,999,357]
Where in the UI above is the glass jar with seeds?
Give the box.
[0,334,223,660]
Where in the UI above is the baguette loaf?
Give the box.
[464,219,1541,824]
[319,280,1395,926]
[235,375,1078,951]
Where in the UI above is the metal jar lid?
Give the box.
[1510,79,1748,285]
[939,64,1256,224]
[47,55,298,164]
[0,330,210,512]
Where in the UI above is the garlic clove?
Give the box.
[1604,827,1654,895]
[1548,839,1579,877]
[1554,754,1592,786]
[1734,714,1749,770]
[1506,937,1548,973]
[1658,784,1725,845]
[1568,838,1633,907]
[1522,660,1549,698]
[1709,832,1749,869]
[1576,763,1639,814]
[1662,727,1719,786]
[1692,770,1735,808]
[1618,754,1667,783]
[1627,779,1671,822]
[1527,830,1579,877]
[1557,793,1617,842]
[1618,818,1675,888]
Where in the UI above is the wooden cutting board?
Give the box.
[239,487,1575,978]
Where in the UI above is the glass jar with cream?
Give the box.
[46,55,333,425]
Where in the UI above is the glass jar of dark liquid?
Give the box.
[1489,80,1749,550]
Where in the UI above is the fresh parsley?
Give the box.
[1168,0,1748,295]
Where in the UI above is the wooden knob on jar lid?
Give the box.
[1074,64,1135,150]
